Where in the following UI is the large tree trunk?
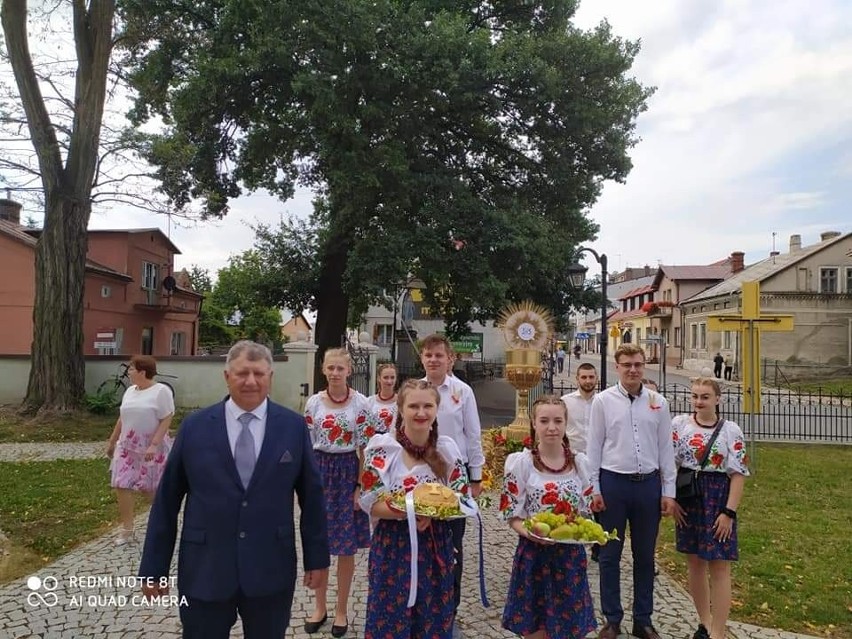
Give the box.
[23,195,90,413]
[312,228,352,390]
[2,0,115,413]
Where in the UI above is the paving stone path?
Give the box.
[0,443,817,639]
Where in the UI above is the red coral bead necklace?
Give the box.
[532,444,571,474]
[326,386,351,405]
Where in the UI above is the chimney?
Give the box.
[730,251,744,273]
[0,198,22,225]
[820,231,841,242]
[644,264,650,276]
[789,234,802,252]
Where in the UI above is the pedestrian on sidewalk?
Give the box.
[723,356,733,381]
[587,344,677,639]
[359,379,470,639]
[139,340,330,638]
[421,333,485,636]
[671,378,749,639]
[303,348,373,637]
[713,353,724,379]
[106,355,174,546]
[500,395,596,639]
[556,347,566,373]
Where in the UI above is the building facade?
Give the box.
[0,199,202,357]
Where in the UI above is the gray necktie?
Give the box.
[235,413,257,489]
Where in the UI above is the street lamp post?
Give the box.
[567,248,609,390]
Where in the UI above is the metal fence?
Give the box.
[537,381,852,444]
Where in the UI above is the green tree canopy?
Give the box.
[119,0,652,353]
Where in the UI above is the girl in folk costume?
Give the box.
[303,348,371,637]
[359,379,470,639]
[672,378,749,639]
[366,362,398,440]
[500,395,597,639]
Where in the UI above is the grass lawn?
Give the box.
[657,443,852,639]
[0,458,150,584]
[0,407,190,443]
[786,378,852,395]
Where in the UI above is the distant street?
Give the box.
[472,354,852,443]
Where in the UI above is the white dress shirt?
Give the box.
[225,397,268,459]
[423,374,485,481]
[586,383,676,498]
[560,390,595,454]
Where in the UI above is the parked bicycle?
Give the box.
[97,362,178,403]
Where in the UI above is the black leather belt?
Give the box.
[627,469,659,482]
[604,469,660,482]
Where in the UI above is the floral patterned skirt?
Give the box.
[676,471,738,561]
[109,435,171,494]
[316,450,370,556]
[365,518,455,639]
[502,537,596,639]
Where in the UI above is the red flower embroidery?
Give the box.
[710,453,724,467]
[305,415,313,425]
[329,425,342,442]
[553,500,574,515]
[379,409,393,426]
[541,492,558,505]
[372,456,386,470]
[499,493,510,511]
[356,414,366,424]
[544,482,557,491]
[672,431,679,442]
[322,416,335,429]
[403,476,417,490]
[694,446,706,461]
[342,431,352,444]
[507,481,518,495]
[460,484,469,495]
[361,470,377,490]
[733,441,743,451]
[365,426,376,439]
[449,467,461,482]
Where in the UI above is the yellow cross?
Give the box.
[707,282,794,413]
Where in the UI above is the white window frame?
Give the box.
[846,266,852,293]
[690,323,698,349]
[170,331,186,356]
[375,323,393,347]
[723,331,732,350]
[699,322,707,350]
[142,262,159,290]
[819,267,838,293]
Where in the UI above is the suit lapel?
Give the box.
[211,402,244,489]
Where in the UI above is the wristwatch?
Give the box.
[720,507,737,519]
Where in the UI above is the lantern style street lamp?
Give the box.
[567,248,609,390]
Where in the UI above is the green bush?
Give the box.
[84,389,118,415]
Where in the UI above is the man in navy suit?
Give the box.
[140,340,330,638]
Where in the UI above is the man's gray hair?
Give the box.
[226,340,273,368]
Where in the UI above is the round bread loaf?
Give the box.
[412,483,456,508]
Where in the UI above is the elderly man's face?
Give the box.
[224,353,272,411]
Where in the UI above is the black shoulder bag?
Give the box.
[675,417,725,505]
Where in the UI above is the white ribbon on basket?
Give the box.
[405,490,419,608]
[404,490,482,609]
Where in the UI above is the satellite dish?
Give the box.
[162,275,177,292]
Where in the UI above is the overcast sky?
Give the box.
[83,0,852,276]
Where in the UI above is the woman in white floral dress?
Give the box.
[671,377,749,639]
[303,348,371,637]
[500,395,596,639]
[366,362,398,440]
[359,379,470,639]
[106,355,174,545]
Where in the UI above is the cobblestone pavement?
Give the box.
[0,497,817,639]
[0,444,816,639]
[0,442,105,462]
